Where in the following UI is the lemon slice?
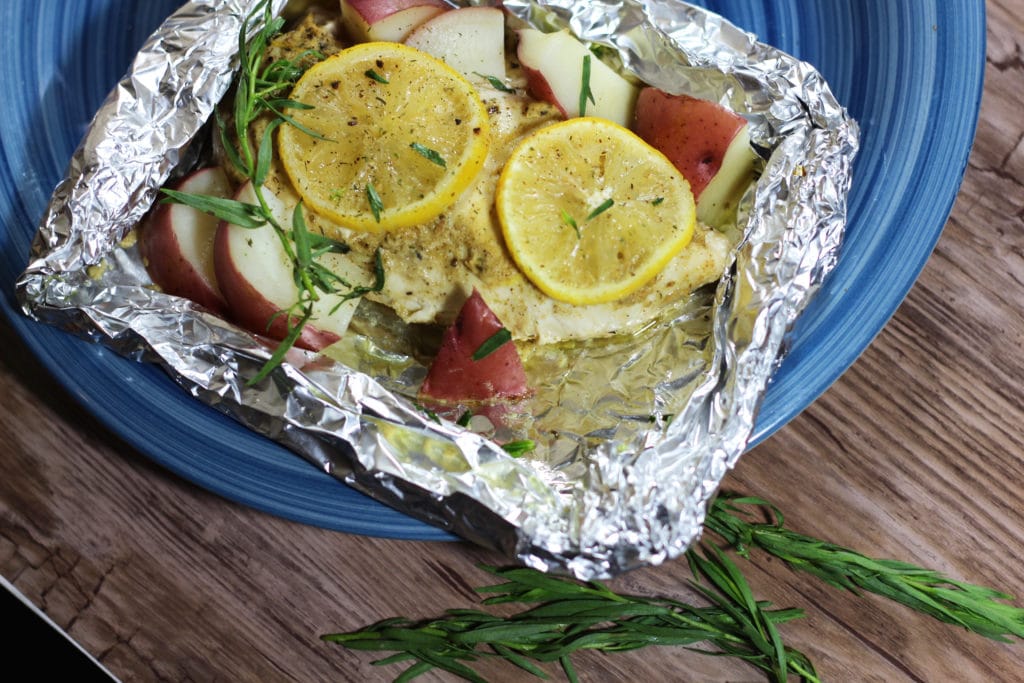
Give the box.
[278,42,490,232]
[496,117,697,305]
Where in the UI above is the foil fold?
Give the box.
[15,0,859,580]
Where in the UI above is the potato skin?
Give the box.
[139,167,229,316]
[211,181,348,353]
[631,88,746,199]
[419,289,530,404]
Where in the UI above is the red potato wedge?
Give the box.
[214,182,364,352]
[420,289,530,404]
[404,6,506,83]
[632,88,758,226]
[138,167,230,315]
[516,28,639,127]
[340,0,449,43]
[697,124,757,227]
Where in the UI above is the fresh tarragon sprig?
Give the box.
[161,0,383,384]
[704,493,1024,643]
[324,490,1024,681]
[323,546,819,682]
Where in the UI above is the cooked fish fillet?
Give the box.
[247,13,734,345]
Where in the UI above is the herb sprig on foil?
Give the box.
[161,0,383,384]
[323,492,1024,682]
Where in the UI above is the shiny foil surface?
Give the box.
[16,0,858,579]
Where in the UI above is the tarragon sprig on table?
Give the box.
[704,493,1024,642]
[324,547,819,683]
[323,491,1024,682]
[161,0,383,384]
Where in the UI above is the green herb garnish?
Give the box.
[162,0,383,384]
[578,53,595,116]
[651,197,665,206]
[560,208,581,238]
[229,3,327,178]
[413,402,441,423]
[365,68,389,83]
[474,72,515,93]
[410,142,446,168]
[159,189,266,228]
[366,183,384,223]
[327,247,385,315]
[325,490,1024,681]
[472,328,512,361]
[301,230,350,255]
[586,198,614,221]
[558,199,613,239]
[500,440,535,457]
[705,493,1024,643]
[324,548,817,682]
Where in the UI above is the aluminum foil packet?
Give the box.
[15,0,858,579]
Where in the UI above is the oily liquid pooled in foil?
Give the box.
[320,279,719,474]
[16,0,857,580]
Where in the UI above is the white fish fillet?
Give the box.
[263,89,731,344]
[249,13,733,345]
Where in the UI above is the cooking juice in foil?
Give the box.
[16,0,858,579]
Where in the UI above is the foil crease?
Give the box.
[15,0,859,579]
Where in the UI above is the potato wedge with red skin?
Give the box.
[632,88,757,225]
[214,182,362,352]
[404,6,506,84]
[420,289,530,404]
[139,167,230,315]
[340,0,449,43]
[516,28,639,127]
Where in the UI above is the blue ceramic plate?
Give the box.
[0,1,985,540]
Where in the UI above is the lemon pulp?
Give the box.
[496,117,697,305]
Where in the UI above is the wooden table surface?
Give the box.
[4,2,1023,681]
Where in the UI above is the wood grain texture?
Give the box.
[3,2,1024,681]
